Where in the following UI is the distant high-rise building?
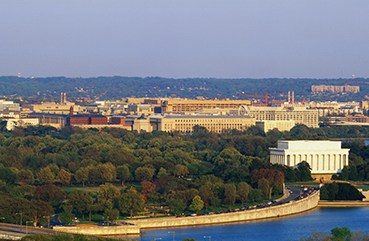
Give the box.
[311,85,360,94]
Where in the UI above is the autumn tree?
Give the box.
[174,164,189,177]
[37,167,55,184]
[34,184,65,207]
[141,180,156,200]
[75,166,90,186]
[57,169,72,185]
[18,169,34,185]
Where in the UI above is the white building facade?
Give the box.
[270,140,349,174]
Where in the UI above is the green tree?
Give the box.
[89,163,116,184]
[258,178,271,199]
[189,195,204,213]
[59,205,74,225]
[0,167,18,184]
[18,169,34,185]
[103,208,120,222]
[348,166,359,181]
[120,187,145,217]
[224,184,237,206]
[238,182,251,204]
[248,189,263,202]
[135,166,155,181]
[68,191,93,219]
[157,167,168,178]
[168,198,186,215]
[340,166,349,181]
[199,184,215,209]
[296,161,313,181]
[75,167,90,186]
[116,165,131,185]
[331,227,352,241]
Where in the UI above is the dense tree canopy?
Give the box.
[2,124,369,224]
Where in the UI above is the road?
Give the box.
[0,222,56,239]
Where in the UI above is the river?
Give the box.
[136,207,369,241]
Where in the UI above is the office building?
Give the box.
[242,106,319,128]
[256,120,296,133]
[150,115,256,133]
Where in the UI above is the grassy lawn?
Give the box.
[287,181,319,187]
[62,186,101,193]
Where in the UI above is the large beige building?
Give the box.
[32,102,82,115]
[161,99,252,112]
[312,85,360,94]
[150,115,256,133]
[270,140,349,174]
[256,120,296,133]
[242,106,319,128]
[5,118,40,130]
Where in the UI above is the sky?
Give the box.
[0,0,368,79]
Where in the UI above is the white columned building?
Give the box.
[270,140,350,174]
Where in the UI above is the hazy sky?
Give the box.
[0,0,368,78]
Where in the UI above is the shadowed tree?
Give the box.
[120,187,145,218]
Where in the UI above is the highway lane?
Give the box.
[0,222,56,236]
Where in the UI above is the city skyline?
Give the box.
[1,0,369,79]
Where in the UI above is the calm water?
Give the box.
[137,207,369,241]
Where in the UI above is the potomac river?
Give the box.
[137,207,369,241]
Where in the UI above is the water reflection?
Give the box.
[136,208,369,241]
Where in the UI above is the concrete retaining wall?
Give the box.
[318,200,369,207]
[53,225,140,235]
[131,191,320,229]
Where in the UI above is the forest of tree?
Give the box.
[1,124,369,226]
[0,76,366,102]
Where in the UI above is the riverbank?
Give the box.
[130,191,320,229]
[54,191,319,236]
[318,200,369,207]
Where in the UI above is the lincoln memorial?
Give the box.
[270,140,350,174]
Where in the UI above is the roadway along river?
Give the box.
[138,207,369,241]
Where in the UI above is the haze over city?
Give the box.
[1,0,369,79]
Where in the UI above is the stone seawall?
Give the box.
[53,225,140,235]
[318,200,369,207]
[131,191,320,229]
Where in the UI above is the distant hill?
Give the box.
[0,76,367,102]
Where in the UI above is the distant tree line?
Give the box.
[0,76,366,102]
[300,227,369,241]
